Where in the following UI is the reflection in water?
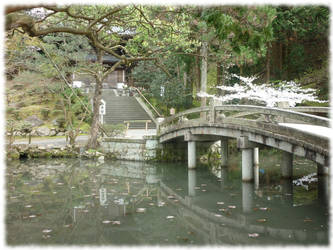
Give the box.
[6,156,329,246]
[281,178,293,205]
[188,169,196,197]
[242,182,254,213]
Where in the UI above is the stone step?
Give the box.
[101,91,156,129]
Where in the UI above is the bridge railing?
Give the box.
[158,105,330,134]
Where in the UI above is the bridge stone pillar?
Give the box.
[237,136,255,182]
[187,141,196,169]
[281,151,293,178]
[317,164,329,176]
[253,147,260,189]
[220,137,229,167]
[318,175,329,205]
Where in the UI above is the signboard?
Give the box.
[99,99,106,115]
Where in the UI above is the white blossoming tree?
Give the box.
[198,74,327,107]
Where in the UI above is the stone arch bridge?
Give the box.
[157,105,330,182]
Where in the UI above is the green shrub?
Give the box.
[51,109,63,117]
[41,108,50,120]
[19,121,33,134]
[6,107,15,114]
[102,123,126,137]
[56,116,66,128]
[16,101,26,108]
[12,110,21,120]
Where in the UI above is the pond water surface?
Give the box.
[6,152,329,246]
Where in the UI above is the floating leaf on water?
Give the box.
[256,218,267,223]
[217,202,224,205]
[228,205,236,209]
[248,233,259,238]
[42,229,52,233]
[166,216,175,219]
[136,208,146,213]
[158,201,166,207]
[102,220,112,224]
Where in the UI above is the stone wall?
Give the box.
[101,136,160,161]
[101,136,215,163]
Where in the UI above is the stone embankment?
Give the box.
[6,144,106,162]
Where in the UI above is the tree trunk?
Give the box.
[266,43,271,83]
[86,49,104,149]
[200,41,208,119]
[279,42,283,79]
[86,77,102,148]
[216,62,221,86]
[195,51,201,93]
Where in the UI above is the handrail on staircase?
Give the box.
[132,87,163,118]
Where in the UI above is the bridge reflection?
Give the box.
[71,160,328,244]
[160,166,329,244]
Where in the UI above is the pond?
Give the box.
[5,151,329,246]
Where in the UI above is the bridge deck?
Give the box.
[278,123,332,139]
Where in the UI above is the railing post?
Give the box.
[209,104,216,123]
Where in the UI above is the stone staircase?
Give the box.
[101,89,156,129]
